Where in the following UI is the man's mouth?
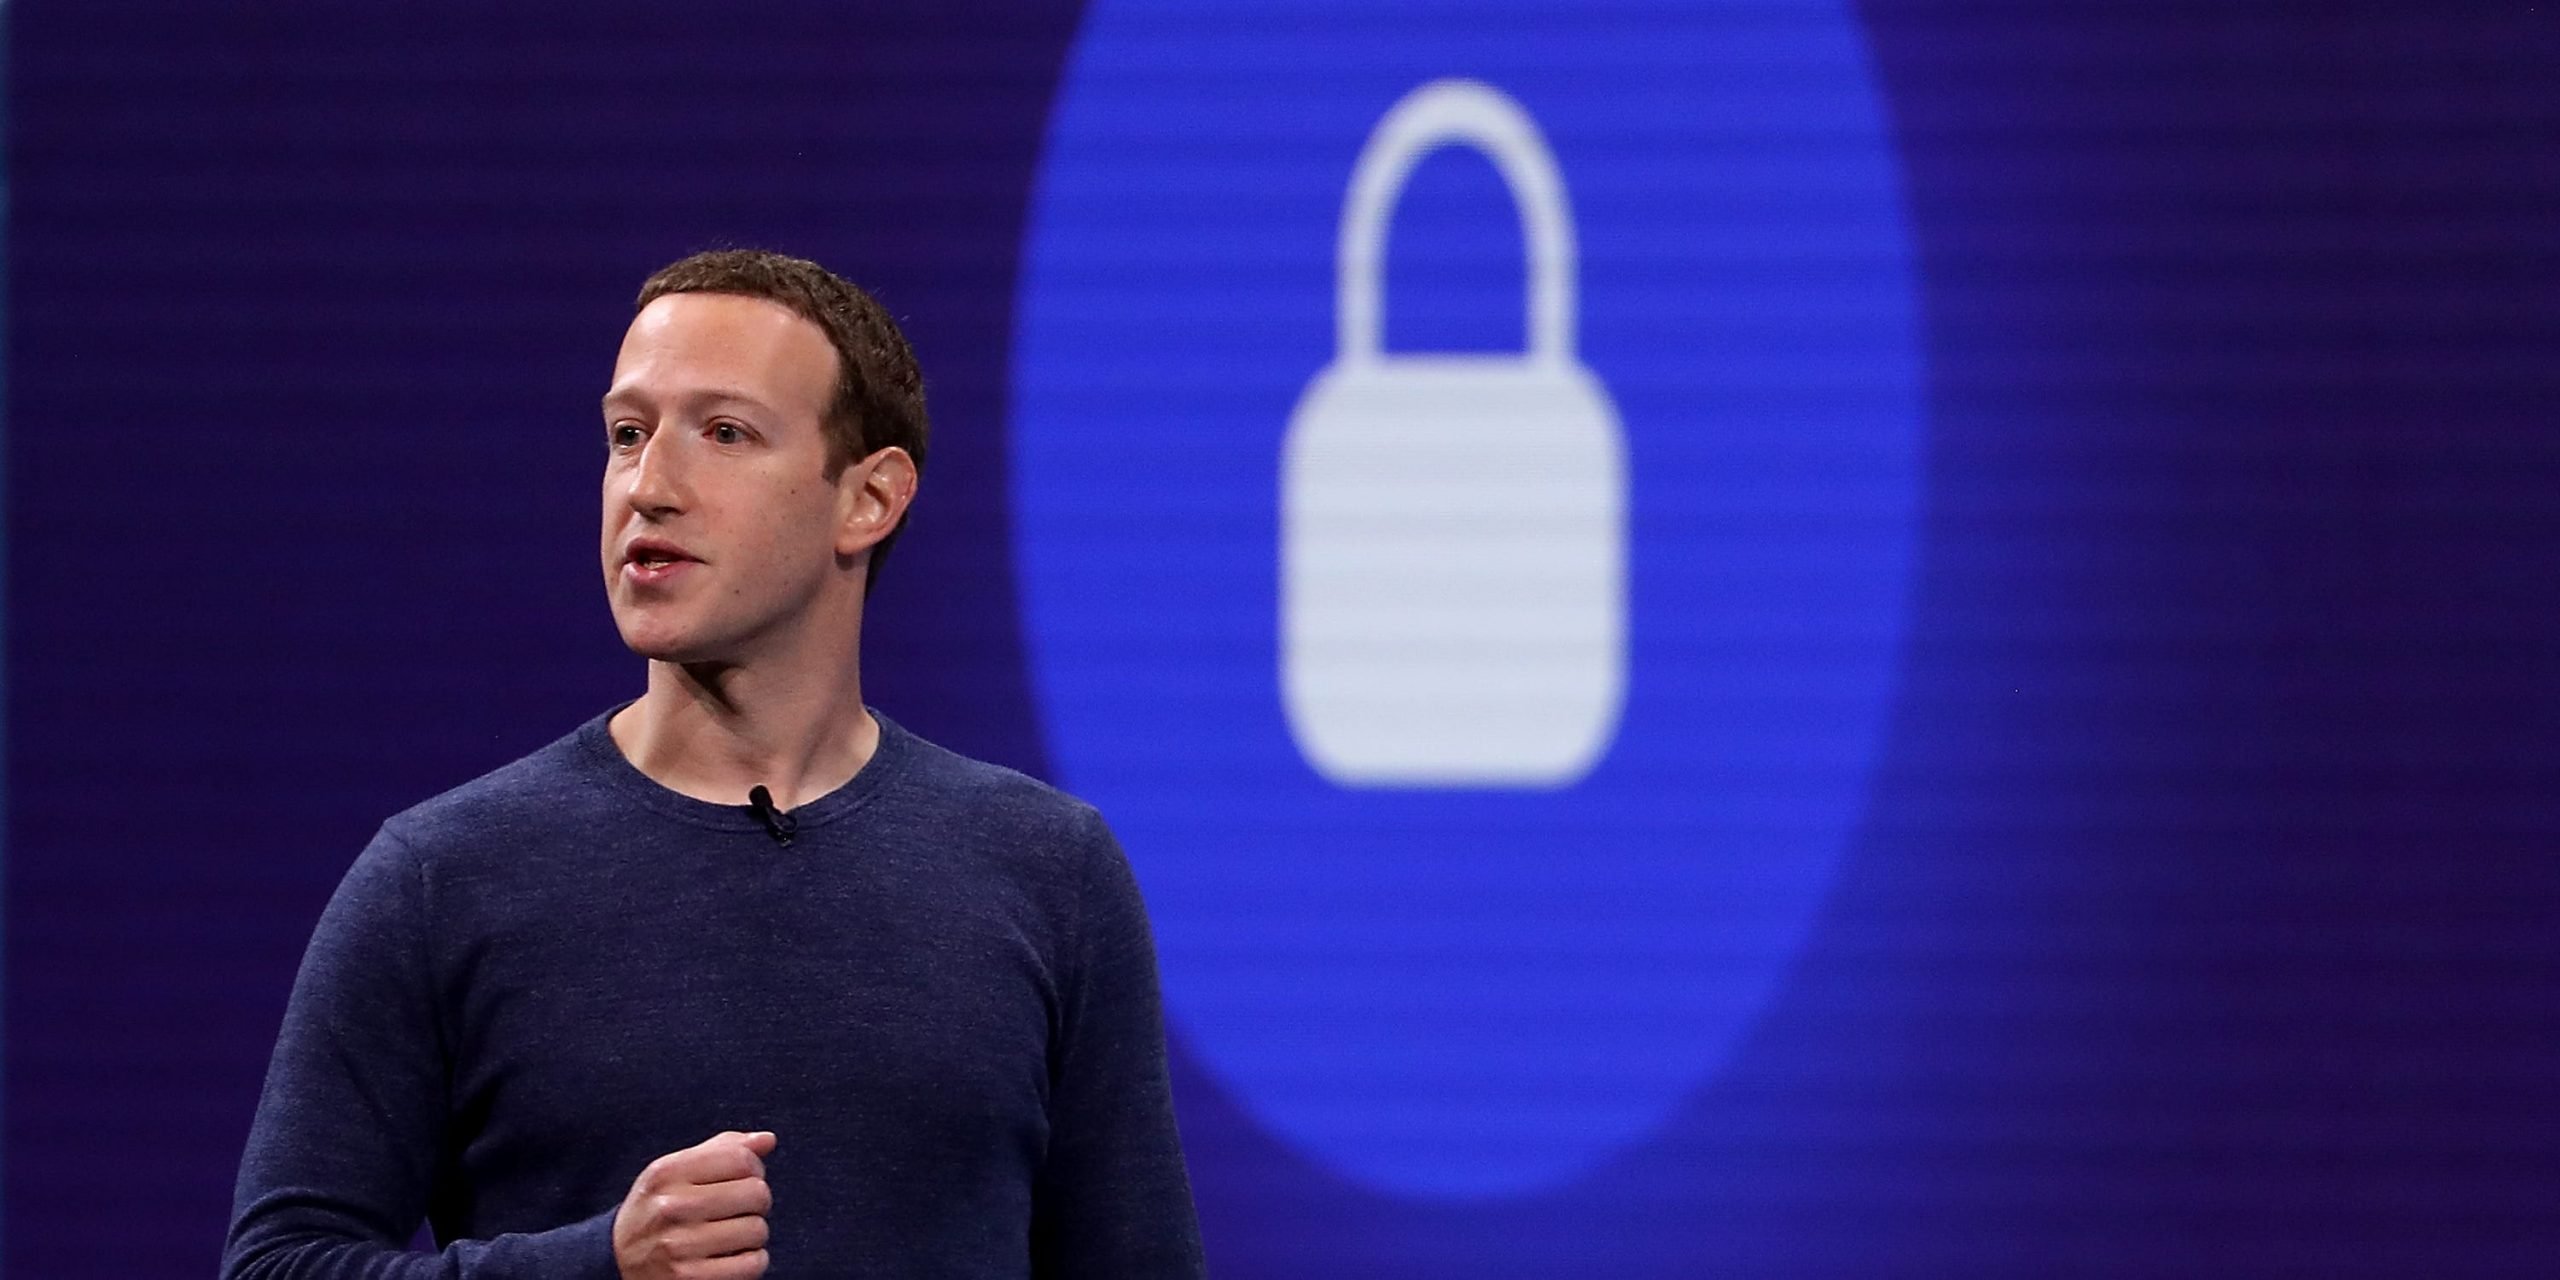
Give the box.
[622,540,701,584]
[624,539,699,567]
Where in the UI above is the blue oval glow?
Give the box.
[1011,0,1922,1199]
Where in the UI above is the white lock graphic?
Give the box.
[1282,79,1629,787]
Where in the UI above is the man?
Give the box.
[224,250,1206,1279]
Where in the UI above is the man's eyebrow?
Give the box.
[600,387,781,415]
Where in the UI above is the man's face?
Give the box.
[600,292,852,664]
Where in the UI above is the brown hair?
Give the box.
[636,249,929,588]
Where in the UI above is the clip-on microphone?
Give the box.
[746,785,797,846]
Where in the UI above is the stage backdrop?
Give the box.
[12,2,2560,1276]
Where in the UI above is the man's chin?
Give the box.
[615,625,727,667]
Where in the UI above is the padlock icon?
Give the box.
[1282,79,1628,788]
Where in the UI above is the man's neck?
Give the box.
[607,650,879,811]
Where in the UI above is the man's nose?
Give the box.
[624,430,691,515]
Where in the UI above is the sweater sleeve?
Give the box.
[1028,809,1208,1280]
[222,825,620,1280]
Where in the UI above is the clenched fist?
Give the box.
[613,1130,776,1280]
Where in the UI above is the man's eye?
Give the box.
[609,424,644,448]
[711,423,745,444]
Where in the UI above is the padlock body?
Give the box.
[1282,355,1627,786]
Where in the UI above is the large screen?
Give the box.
[12,3,2560,1275]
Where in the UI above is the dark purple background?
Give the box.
[14,3,2560,1276]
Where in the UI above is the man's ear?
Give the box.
[836,446,919,560]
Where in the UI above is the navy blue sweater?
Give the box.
[225,708,1204,1279]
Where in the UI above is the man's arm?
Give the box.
[1028,810,1208,1280]
[222,825,620,1280]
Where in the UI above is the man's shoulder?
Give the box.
[872,721,1130,911]
[888,720,1103,830]
[376,715,608,854]
[879,718,1117,872]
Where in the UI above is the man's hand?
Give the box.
[612,1130,776,1280]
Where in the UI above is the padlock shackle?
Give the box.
[1338,79,1577,366]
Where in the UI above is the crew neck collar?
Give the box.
[573,701,912,835]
